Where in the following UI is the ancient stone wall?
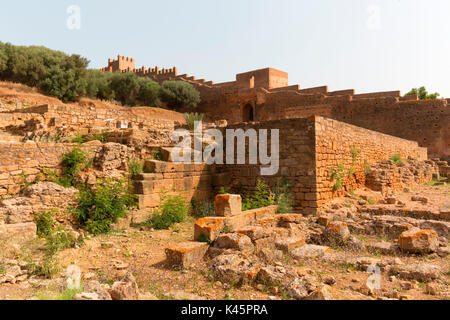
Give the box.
[0,142,101,196]
[216,118,317,214]
[215,116,430,214]
[313,116,429,207]
[133,161,214,214]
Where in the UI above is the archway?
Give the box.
[242,104,254,122]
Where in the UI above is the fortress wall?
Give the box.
[329,98,449,161]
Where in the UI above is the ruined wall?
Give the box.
[216,117,430,214]
[0,105,175,133]
[314,116,428,207]
[0,142,101,196]
[133,161,214,213]
[216,118,317,214]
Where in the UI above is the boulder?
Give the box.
[399,228,438,253]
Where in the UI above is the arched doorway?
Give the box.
[242,104,254,122]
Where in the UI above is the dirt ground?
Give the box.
[0,183,448,301]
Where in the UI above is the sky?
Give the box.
[1,0,450,97]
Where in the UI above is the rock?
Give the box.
[83,281,112,300]
[214,233,254,254]
[286,275,319,300]
[5,265,22,277]
[437,246,450,257]
[304,285,332,300]
[73,292,100,300]
[275,236,306,253]
[214,194,242,217]
[258,248,283,264]
[209,254,252,285]
[411,196,429,204]
[256,266,291,287]
[109,273,139,300]
[385,197,397,205]
[323,276,336,285]
[290,244,332,260]
[194,217,226,242]
[322,221,350,244]
[399,228,438,253]
[394,263,441,282]
[426,282,439,296]
[165,242,209,268]
[0,222,37,242]
[234,226,266,241]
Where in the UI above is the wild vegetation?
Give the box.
[0,42,200,109]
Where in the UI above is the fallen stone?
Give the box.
[286,275,319,300]
[214,194,242,217]
[209,254,252,286]
[322,221,350,244]
[165,241,209,268]
[194,217,226,241]
[109,273,139,300]
[290,245,333,260]
[234,226,266,241]
[275,236,306,253]
[399,228,438,253]
[214,233,254,254]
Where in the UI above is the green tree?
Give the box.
[406,86,440,100]
[159,80,201,110]
[109,72,140,106]
[137,78,161,106]
[85,70,115,101]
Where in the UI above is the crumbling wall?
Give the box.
[314,116,429,207]
[0,142,101,195]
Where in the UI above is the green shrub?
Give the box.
[329,162,346,191]
[148,194,189,230]
[128,159,144,178]
[60,148,88,187]
[184,112,204,131]
[197,234,212,244]
[274,178,294,214]
[71,133,85,144]
[218,186,230,195]
[35,210,56,238]
[160,81,201,110]
[150,149,164,162]
[390,154,403,166]
[73,178,137,234]
[350,145,361,165]
[242,179,275,211]
[364,159,372,175]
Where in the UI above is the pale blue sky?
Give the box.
[1,0,450,96]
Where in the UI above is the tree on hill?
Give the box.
[159,80,201,110]
[405,86,440,100]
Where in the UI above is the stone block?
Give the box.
[165,242,209,268]
[399,228,438,253]
[194,217,227,241]
[275,236,306,253]
[214,194,242,217]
